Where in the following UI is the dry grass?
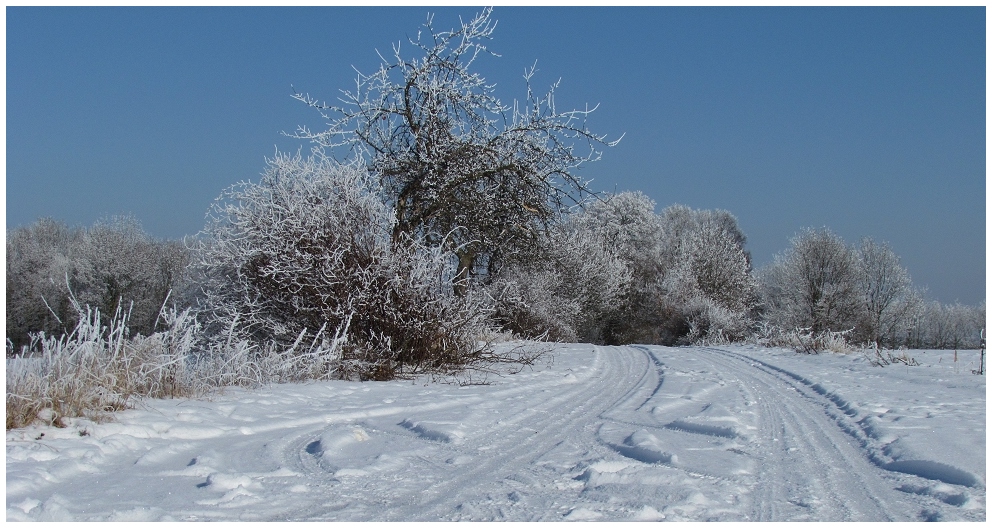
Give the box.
[750,324,855,354]
[6,305,207,429]
[5,303,377,430]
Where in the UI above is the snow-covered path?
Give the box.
[7,344,985,521]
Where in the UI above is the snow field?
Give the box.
[6,344,985,521]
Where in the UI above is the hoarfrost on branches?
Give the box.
[192,153,492,380]
[291,7,620,289]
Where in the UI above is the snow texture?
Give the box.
[6,344,985,521]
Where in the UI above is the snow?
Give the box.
[6,343,986,521]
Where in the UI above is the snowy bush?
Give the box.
[749,323,855,354]
[491,215,630,342]
[191,152,493,380]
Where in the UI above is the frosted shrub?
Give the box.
[749,323,854,354]
[492,218,630,342]
[192,153,492,380]
[680,296,753,345]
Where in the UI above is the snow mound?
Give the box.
[883,460,981,488]
[564,506,603,520]
[612,430,677,465]
[631,505,666,521]
[199,472,254,491]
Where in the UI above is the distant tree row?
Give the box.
[9,195,982,360]
[491,191,756,346]
[757,227,984,350]
[6,216,189,352]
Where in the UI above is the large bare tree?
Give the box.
[291,8,619,292]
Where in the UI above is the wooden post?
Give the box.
[980,328,985,375]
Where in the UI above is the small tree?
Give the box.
[292,8,619,292]
[853,237,915,346]
[759,228,860,336]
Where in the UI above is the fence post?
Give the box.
[980,328,985,375]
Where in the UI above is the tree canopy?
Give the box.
[292,8,620,288]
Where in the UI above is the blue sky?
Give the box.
[6,7,986,305]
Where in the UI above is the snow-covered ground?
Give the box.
[6,343,986,521]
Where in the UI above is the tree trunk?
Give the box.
[454,249,475,298]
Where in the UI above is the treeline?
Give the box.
[757,228,984,350]
[5,160,985,430]
[8,183,984,361]
[6,216,189,351]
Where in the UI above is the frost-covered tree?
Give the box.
[574,191,664,286]
[79,216,190,335]
[759,228,860,335]
[561,195,755,345]
[853,237,916,346]
[491,214,630,342]
[657,205,748,274]
[567,192,664,343]
[292,8,618,292]
[759,228,985,350]
[657,205,756,343]
[192,153,492,379]
[905,301,985,349]
[6,217,189,353]
[6,218,86,350]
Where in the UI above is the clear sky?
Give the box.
[6,7,986,305]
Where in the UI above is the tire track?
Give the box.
[278,345,656,520]
[686,346,921,521]
[404,345,654,521]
